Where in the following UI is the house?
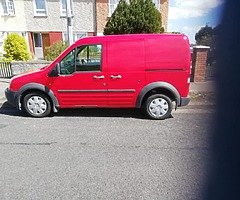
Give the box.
[0,0,169,59]
[0,0,95,59]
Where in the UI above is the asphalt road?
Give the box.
[0,106,215,200]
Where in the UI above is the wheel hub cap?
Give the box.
[149,98,169,117]
[27,96,47,115]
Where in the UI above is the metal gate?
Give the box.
[0,62,13,78]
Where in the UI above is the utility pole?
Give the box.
[66,0,73,45]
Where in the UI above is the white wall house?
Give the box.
[0,0,28,56]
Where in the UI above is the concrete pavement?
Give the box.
[0,78,216,107]
[0,78,9,105]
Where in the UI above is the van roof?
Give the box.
[75,34,188,45]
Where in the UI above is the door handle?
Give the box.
[110,75,122,79]
[93,75,105,79]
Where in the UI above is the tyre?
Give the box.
[144,94,173,120]
[23,92,52,118]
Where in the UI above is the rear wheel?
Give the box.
[23,92,52,118]
[144,94,172,120]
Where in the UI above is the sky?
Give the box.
[168,0,225,44]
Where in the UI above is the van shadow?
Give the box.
[0,102,173,120]
[0,102,146,119]
[0,102,22,116]
[55,108,145,119]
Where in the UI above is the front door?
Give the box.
[42,33,50,58]
[33,33,44,59]
[50,44,108,107]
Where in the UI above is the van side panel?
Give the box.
[145,35,191,97]
[107,39,146,107]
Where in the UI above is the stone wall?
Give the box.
[11,61,51,76]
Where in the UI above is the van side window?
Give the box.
[76,45,102,72]
[60,49,76,75]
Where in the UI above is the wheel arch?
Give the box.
[18,83,59,112]
[136,82,181,108]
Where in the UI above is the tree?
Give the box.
[3,33,30,61]
[195,25,216,46]
[104,0,164,35]
[195,25,220,65]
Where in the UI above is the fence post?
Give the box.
[191,46,210,82]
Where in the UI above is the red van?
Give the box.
[5,34,191,119]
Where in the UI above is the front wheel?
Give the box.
[144,94,173,120]
[23,92,52,118]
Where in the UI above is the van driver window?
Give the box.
[76,45,102,71]
[59,45,102,75]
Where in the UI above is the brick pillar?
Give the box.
[191,46,210,82]
[96,0,108,34]
[160,0,169,32]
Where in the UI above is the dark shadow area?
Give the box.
[0,102,174,120]
[0,102,145,119]
[55,109,174,120]
[55,108,148,119]
[0,102,22,116]
[204,0,240,199]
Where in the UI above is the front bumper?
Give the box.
[180,96,190,106]
[5,88,19,108]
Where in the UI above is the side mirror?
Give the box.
[48,63,60,77]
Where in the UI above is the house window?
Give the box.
[62,32,87,42]
[152,0,160,10]
[33,33,42,47]
[60,0,73,16]
[1,0,15,15]
[109,0,119,16]
[34,0,47,16]
[74,32,87,42]
[108,0,160,16]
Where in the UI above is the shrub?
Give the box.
[104,0,164,35]
[3,33,30,61]
[45,41,68,61]
[0,57,12,62]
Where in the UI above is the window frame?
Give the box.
[152,0,160,10]
[62,31,87,42]
[1,0,15,16]
[33,0,47,17]
[75,44,103,73]
[60,0,73,17]
[108,0,119,17]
